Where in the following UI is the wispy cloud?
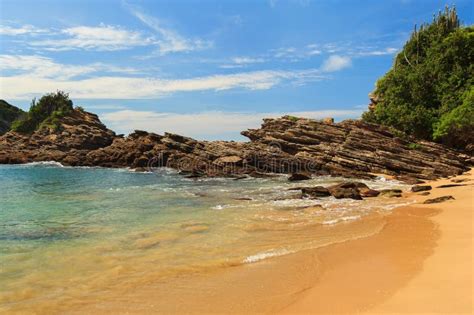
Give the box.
[0,24,50,36]
[0,56,326,99]
[320,55,352,72]
[101,109,363,139]
[356,47,398,56]
[29,24,153,51]
[220,56,266,68]
[0,55,138,79]
[126,5,212,55]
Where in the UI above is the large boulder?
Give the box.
[327,182,363,200]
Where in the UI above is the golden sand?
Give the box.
[23,172,473,314]
[280,171,473,314]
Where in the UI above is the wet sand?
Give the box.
[280,171,473,314]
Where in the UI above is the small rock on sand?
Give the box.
[423,196,455,204]
[411,185,432,192]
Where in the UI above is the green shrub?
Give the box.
[408,142,422,150]
[12,91,73,133]
[433,87,474,149]
[285,115,300,122]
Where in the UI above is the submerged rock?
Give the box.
[379,189,403,198]
[301,186,331,198]
[288,173,312,181]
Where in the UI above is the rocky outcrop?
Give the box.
[0,110,115,165]
[0,112,470,183]
[241,116,470,181]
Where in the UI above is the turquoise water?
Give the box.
[0,163,411,312]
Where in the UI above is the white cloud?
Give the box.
[0,58,326,99]
[128,7,212,55]
[84,104,127,110]
[357,47,398,56]
[0,24,49,36]
[220,56,266,68]
[320,55,352,72]
[29,24,153,51]
[101,109,363,139]
[0,55,137,79]
[232,57,266,64]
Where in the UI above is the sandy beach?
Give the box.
[67,170,473,315]
[280,171,473,314]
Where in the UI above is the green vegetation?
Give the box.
[285,115,300,122]
[407,142,422,150]
[11,91,74,133]
[433,87,474,148]
[362,6,473,150]
[0,100,25,134]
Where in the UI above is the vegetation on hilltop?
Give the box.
[11,91,75,133]
[0,100,25,135]
[362,6,473,150]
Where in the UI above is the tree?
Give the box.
[362,6,473,149]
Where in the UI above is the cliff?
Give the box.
[0,111,470,183]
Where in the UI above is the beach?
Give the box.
[280,170,473,314]
[63,170,472,314]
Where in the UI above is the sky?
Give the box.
[0,0,472,140]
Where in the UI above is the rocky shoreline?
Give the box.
[0,109,471,184]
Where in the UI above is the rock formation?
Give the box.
[0,110,471,183]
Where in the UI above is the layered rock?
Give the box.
[0,110,115,164]
[0,111,470,182]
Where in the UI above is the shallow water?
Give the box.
[0,163,412,312]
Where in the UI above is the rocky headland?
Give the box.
[0,108,471,186]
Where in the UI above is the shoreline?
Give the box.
[75,171,472,314]
[279,170,473,314]
[3,168,471,314]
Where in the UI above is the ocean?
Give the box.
[0,163,412,312]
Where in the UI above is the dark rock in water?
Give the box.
[330,188,362,200]
[232,175,248,180]
[301,186,331,198]
[350,182,380,197]
[360,189,380,197]
[327,182,363,200]
[288,173,311,181]
[185,172,204,179]
[437,184,466,188]
[418,192,431,196]
[411,185,432,192]
[379,189,403,198]
[423,195,455,204]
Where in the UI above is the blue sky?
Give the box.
[0,0,472,139]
